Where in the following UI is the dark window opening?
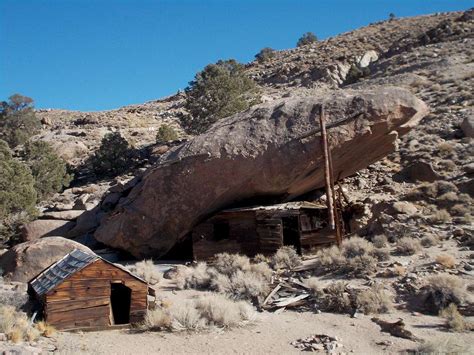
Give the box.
[213,222,230,241]
[110,283,131,325]
[282,216,301,254]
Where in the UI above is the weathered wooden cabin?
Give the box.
[192,201,339,260]
[28,249,154,331]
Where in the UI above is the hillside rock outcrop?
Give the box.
[94,87,428,258]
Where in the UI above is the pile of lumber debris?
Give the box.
[260,277,317,313]
[290,334,344,352]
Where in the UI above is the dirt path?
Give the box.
[56,308,473,355]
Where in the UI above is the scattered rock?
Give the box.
[460,114,474,138]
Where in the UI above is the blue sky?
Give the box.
[1,0,471,111]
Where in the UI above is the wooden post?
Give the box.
[328,149,342,246]
[319,106,335,231]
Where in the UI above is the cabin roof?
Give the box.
[221,201,325,213]
[29,249,148,296]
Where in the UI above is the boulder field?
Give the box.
[94,87,428,258]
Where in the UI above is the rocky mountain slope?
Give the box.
[18,8,473,258]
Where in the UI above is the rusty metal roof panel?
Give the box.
[222,201,325,213]
[29,249,99,296]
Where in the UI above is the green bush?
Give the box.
[0,140,37,245]
[180,59,259,134]
[344,64,370,85]
[255,47,276,63]
[0,94,41,148]
[156,124,179,144]
[22,141,72,200]
[91,132,133,177]
[296,32,318,47]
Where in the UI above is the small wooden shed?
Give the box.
[28,249,154,331]
[192,201,340,260]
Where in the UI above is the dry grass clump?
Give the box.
[271,246,302,270]
[435,254,456,269]
[176,255,273,302]
[303,277,324,297]
[0,305,44,343]
[370,248,390,261]
[393,265,407,277]
[214,253,251,276]
[372,235,388,248]
[439,304,473,332]
[195,293,255,328]
[420,274,467,314]
[314,237,377,277]
[421,235,439,247]
[407,181,458,201]
[396,237,422,255]
[450,203,470,216]
[355,285,392,315]
[145,294,256,332]
[415,338,470,355]
[35,321,56,337]
[322,282,352,313]
[430,209,452,224]
[253,253,270,264]
[143,308,172,331]
[127,260,162,285]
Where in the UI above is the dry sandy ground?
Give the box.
[56,302,473,354]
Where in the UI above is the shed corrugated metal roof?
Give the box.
[221,201,325,213]
[29,249,148,296]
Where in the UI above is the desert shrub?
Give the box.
[180,59,259,134]
[0,94,41,148]
[440,304,473,332]
[296,32,318,47]
[253,253,270,264]
[396,237,422,255]
[0,140,37,220]
[195,293,255,328]
[35,321,56,337]
[250,262,273,281]
[450,204,470,216]
[430,209,452,224]
[314,238,377,277]
[344,64,370,85]
[407,181,458,201]
[370,248,390,261]
[169,301,207,331]
[271,246,302,270]
[303,277,323,297]
[420,274,467,314]
[355,285,392,314]
[26,326,41,342]
[91,132,133,177]
[180,262,212,289]
[156,124,178,144]
[322,281,352,313]
[342,237,374,258]
[224,270,270,301]
[127,260,162,285]
[0,305,41,342]
[372,235,388,248]
[421,235,439,247]
[213,253,251,276]
[143,308,171,331]
[392,265,407,277]
[435,254,456,269]
[255,47,276,63]
[22,140,72,200]
[415,338,470,355]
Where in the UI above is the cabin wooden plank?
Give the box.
[46,297,109,312]
[47,286,110,301]
[47,304,110,324]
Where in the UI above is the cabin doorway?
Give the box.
[110,283,131,324]
[282,216,301,254]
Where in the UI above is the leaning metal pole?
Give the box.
[319,105,335,231]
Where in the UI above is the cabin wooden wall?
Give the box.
[298,209,335,251]
[192,212,259,260]
[44,259,148,330]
